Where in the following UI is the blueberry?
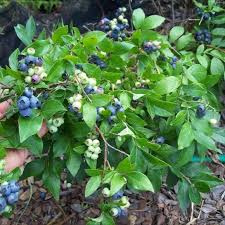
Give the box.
[40,192,46,200]
[120,209,128,217]
[111,32,119,40]
[114,101,122,109]
[29,96,39,108]
[18,63,28,72]
[171,63,176,69]
[32,74,40,84]
[25,55,36,65]
[84,85,94,94]
[172,56,178,62]
[120,33,126,39]
[117,107,124,113]
[7,192,19,205]
[156,136,165,144]
[19,107,32,117]
[23,87,33,98]
[17,96,30,110]
[112,190,123,200]
[99,62,106,69]
[107,105,117,115]
[196,104,206,118]
[35,58,43,66]
[9,181,20,193]
[0,184,11,196]
[36,100,42,109]
[42,91,49,99]
[62,72,69,80]
[203,13,210,20]
[0,197,6,212]
[68,104,75,113]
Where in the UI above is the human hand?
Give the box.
[0,100,48,172]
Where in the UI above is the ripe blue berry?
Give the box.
[19,107,32,117]
[84,85,94,94]
[23,87,33,98]
[112,190,124,200]
[18,63,28,72]
[29,95,39,108]
[35,58,43,66]
[25,55,36,65]
[107,105,117,115]
[9,181,20,193]
[17,96,30,110]
[40,192,46,200]
[196,104,206,118]
[156,136,165,144]
[0,197,6,212]
[42,91,49,99]
[7,192,19,205]
[0,184,11,196]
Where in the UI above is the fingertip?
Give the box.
[38,122,48,138]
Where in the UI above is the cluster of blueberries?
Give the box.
[17,88,41,117]
[195,29,212,44]
[0,181,20,213]
[170,56,179,69]
[96,98,124,123]
[89,55,107,69]
[143,41,161,54]
[98,7,129,41]
[47,117,64,134]
[18,48,47,84]
[195,8,212,20]
[102,189,129,218]
[196,104,206,118]
[85,138,101,160]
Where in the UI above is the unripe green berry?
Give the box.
[135,81,141,88]
[88,78,97,86]
[111,208,119,217]
[48,118,53,125]
[34,66,43,75]
[25,76,32,83]
[209,118,218,126]
[121,196,129,205]
[116,80,122,85]
[118,15,124,21]
[49,125,58,133]
[69,97,74,104]
[72,101,82,110]
[27,47,35,55]
[98,107,105,114]
[28,68,35,76]
[121,201,130,209]
[91,153,98,160]
[88,146,95,153]
[94,147,101,154]
[74,94,82,101]
[40,72,47,79]
[53,118,64,127]
[67,183,72,188]
[102,187,110,197]
[92,139,100,147]
[79,72,87,80]
[85,151,92,158]
[85,139,93,146]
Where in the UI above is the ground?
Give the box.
[0,0,225,224]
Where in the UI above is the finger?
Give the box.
[4,149,29,173]
[38,122,48,138]
[0,100,12,119]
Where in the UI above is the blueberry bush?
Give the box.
[0,3,225,223]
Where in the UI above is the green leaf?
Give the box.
[196,55,209,69]
[118,127,135,137]
[52,26,68,44]
[194,131,218,152]
[85,176,101,197]
[126,171,154,192]
[26,16,36,41]
[21,159,45,179]
[170,110,186,126]
[66,149,81,176]
[9,49,19,71]
[212,28,225,36]
[43,170,60,200]
[177,180,190,212]
[28,40,51,56]
[53,135,70,157]
[176,33,193,50]
[153,76,180,95]
[211,57,224,76]
[188,186,201,204]
[113,42,135,55]
[18,115,43,143]
[186,64,207,82]
[83,31,106,48]
[83,103,97,128]
[141,15,165,30]
[120,92,131,110]
[169,26,184,43]
[47,60,65,82]
[178,122,194,149]
[110,173,126,195]
[41,99,66,119]
[132,8,145,29]
[92,94,113,107]
[14,24,31,46]
[116,157,135,173]
[22,136,43,156]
